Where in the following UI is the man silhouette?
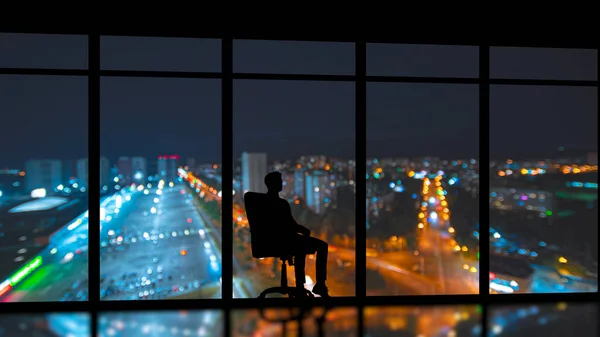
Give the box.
[264,171,330,297]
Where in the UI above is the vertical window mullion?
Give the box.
[88,32,101,337]
[479,43,490,337]
[221,37,234,337]
[355,40,367,337]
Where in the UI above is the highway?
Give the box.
[99,181,222,300]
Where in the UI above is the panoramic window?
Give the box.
[366,82,480,295]
[1,31,598,337]
[0,33,88,69]
[233,79,356,297]
[367,43,479,78]
[100,36,221,73]
[233,40,354,75]
[489,85,597,294]
[100,77,222,300]
[490,47,598,81]
[0,74,88,302]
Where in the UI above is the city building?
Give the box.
[131,156,147,183]
[100,156,110,186]
[63,160,78,183]
[24,159,63,193]
[241,152,267,194]
[294,168,306,200]
[76,158,88,187]
[117,157,133,184]
[304,170,330,214]
[158,155,179,183]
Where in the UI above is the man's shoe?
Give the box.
[312,283,330,297]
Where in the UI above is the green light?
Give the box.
[10,256,42,285]
[546,210,553,216]
[373,173,380,179]
[477,252,479,260]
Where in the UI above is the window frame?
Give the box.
[0,31,597,337]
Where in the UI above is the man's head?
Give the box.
[264,171,283,193]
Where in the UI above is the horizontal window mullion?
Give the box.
[1,293,598,314]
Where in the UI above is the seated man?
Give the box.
[263,171,330,297]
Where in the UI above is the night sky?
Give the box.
[0,33,597,168]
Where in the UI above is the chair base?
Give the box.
[258,286,314,299]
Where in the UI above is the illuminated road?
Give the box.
[100,181,222,300]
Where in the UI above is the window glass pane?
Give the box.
[234,40,354,75]
[98,311,223,336]
[100,77,221,300]
[489,303,598,336]
[490,85,598,294]
[364,305,482,336]
[234,80,355,297]
[100,36,221,72]
[367,83,480,295]
[367,44,479,78]
[232,307,357,337]
[491,47,598,81]
[0,75,88,302]
[0,33,87,69]
[0,313,90,336]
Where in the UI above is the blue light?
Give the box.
[462,163,468,168]
[412,193,417,199]
[518,201,524,206]
[539,241,547,247]
[491,192,497,197]
[372,197,377,202]
[389,182,396,188]
[324,198,329,202]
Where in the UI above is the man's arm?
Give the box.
[285,201,310,236]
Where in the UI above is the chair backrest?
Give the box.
[243,192,285,258]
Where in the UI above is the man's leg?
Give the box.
[306,237,329,297]
[293,252,306,289]
[307,237,328,284]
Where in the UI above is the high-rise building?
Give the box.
[25,159,63,193]
[294,168,306,200]
[131,156,147,182]
[63,160,77,182]
[158,155,179,183]
[117,157,133,184]
[100,156,110,186]
[305,170,330,214]
[76,158,88,187]
[241,152,267,194]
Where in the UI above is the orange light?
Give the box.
[294,199,300,205]
[180,250,188,256]
[19,171,25,176]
